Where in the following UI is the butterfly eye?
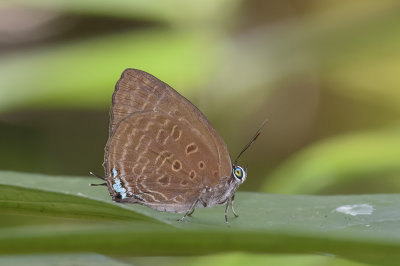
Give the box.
[233,166,244,179]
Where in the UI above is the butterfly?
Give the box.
[91,69,265,223]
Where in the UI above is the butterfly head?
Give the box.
[232,164,247,184]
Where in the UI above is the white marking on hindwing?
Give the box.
[135,135,147,151]
[112,177,127,199]
[145,121,155,131]
[138,155,150,175]
[113,165,129,191]
[172,195,185,203]
[137,168,169,203]
[112,168,118,178]
[137,176,159,202]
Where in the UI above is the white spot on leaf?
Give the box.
[335,204,374,216]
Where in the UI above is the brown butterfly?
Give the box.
[91,69,265,223]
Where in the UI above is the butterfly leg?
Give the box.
[187,207,195,217]
[178,199,199,222]
[224,197,232,224]
[231,194,239,217]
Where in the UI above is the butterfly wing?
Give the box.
[104,69,232,212]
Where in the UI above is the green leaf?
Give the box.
[1,171,400,266]
[312,6,400,111]
[261,128,400,194]
[0,30,220,113]
[0,253,372,266]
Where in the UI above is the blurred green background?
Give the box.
[0,0,400,265]
[1,0,399,194]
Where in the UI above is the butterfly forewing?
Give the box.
[104,69,232,212]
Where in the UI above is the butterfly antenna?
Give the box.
[89,171,107,186]
[233,119,268,165]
